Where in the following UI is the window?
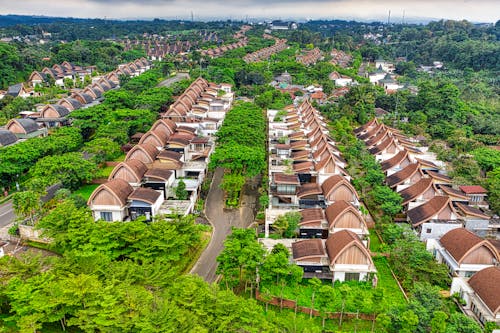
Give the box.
[426,228,432,234]
[277,184,296,195]
[100,212,113,222]
[344,273,360,281]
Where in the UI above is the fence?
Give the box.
[255,290,376,320]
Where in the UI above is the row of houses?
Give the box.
[330,49,352,68]
[356,118,499,326]
[0,58,151,148]
[243,35,288,63]
[296,48,322,66]
[124,39,195,61]
[355,118,496,241]
[87,77,234,221]
[200,38,248,58]
[262,100,376,283]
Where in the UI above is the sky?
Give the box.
[0,0,498,23]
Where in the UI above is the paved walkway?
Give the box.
[0,201,15,240]
[190,168,257,283]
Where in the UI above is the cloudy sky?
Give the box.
[0,0,498,23]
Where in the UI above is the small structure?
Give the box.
[325,200,368,237]
[321,175,359,205]
[460,186,489,209]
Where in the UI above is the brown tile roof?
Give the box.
[359,123,384,140]
[274,173,300,185]
[468,267,500,315]
[291,150,309,161]
[455,203,490,220]
[129,187,161,205]
[397,178,434,205]
[321,175,358,200]
[108,159,148,183]
[459,185,488,194]
[144,168,173,181]
[325,200,362,228]
[368,136,395,155]
[365,128,389,147]
[297,183,323,198]
[354,118,378,134]
[415,158,439,169]
[300,208,326,226]
[325,230,370,265]
[293,161,314,172]
[407,196,454,226]
[125,143,159,163]
[88,179,133,207]
[440,186,468,200]
[427,171,452,183]
[292,239,326,260]
[275,143,291,150]
[386,163,421,188]
[157,150,182,161]
[289,131,305,139]
[381,150,409,171]
[291,140,308,149]
[139,130,168,146]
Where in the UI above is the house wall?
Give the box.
[327,185,355,202]
[335,245,370,265]
[465,219,490,238]
[437,205,455,220]
[332,210,364,230]
[419,222,462,241]
[91,206,126,222]
[110,167,141,186]
[462,246,497,265]
[127,151,154,164]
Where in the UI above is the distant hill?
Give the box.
[0,15,98,27]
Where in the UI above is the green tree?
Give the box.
[175,179,188,200]
[12,190,41,226]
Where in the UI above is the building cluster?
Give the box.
[243,35,288,63]
[329,71,354,87]
[27,61,96,88]
[87,77,234,221]
[268,20,298,31]
[330,49,352,68]
[262,100,376,283]
[357,118,499,326]
[124,39,195,61]
[296,48,322,66]
[0,58,150,148]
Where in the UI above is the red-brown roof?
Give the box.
[325,230,371,266]
[129,187,161,205]
[455,203,491,220]
[88,179,133,207]
[468,267,500,315]
[427,171,453,183]
[293,161,314,172]
[440,186,468,200]
[459,185,487,194]
[108,159,148,183]
[407,196,454,226]
[297,183,323,198]
[300,208,326,226]
[321,175,359,200]
[380,150,409,171]
[397,178,435,205]
[274,173,300,185]
[292,239,326,260]
[325,200,363,228]
[386,163,422,188]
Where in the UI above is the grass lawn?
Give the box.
[261,257,406,315]
[73,184,99,201]
[95,166,114,179]
[369,230,384,252]
[112,153,126,162]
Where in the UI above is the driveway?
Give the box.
[190,168,257,283]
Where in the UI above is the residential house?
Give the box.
[298,208,328,239]
[321,174,359,205]
[325,200,368,237]
[460,186,489,209]
[125,143,159,166]
[37,104,70,128]
[87,179,134,222]
[450,267,500,325]
[397,178,439,211]
[455,203,492,238]
[386,163,424,188]
[428,228,500,278]
[6,118,47,139]
[325,230,376,282]
[407,196,461,241]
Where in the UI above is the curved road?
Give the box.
[190,168,257,283]
[0,201,15,239]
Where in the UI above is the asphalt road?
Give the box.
[157,72,190,87]
[0,201,15,228]
[190,168,257,283]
